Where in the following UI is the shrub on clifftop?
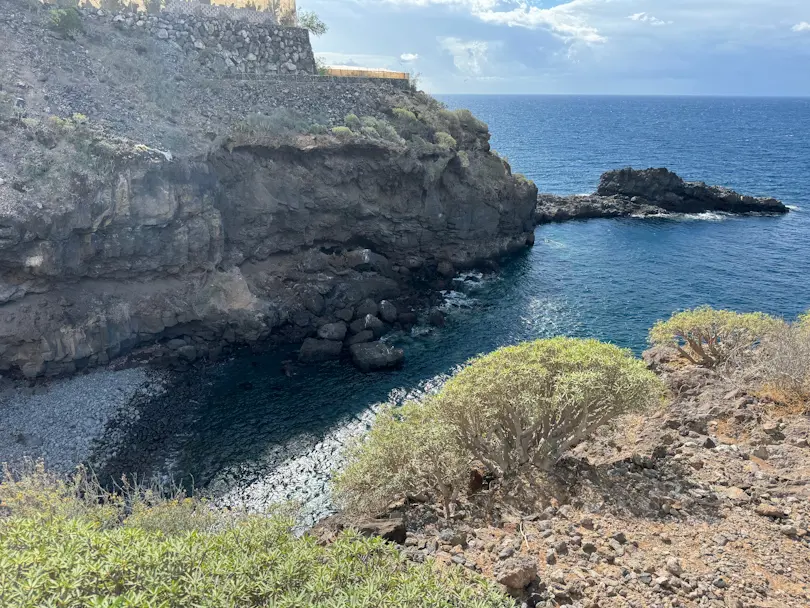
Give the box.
[0,464,511,608]
[334,338,662,516]
[649,306,784,367]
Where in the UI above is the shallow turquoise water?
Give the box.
[110,96,810,489]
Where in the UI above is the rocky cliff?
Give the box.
[0,1,537,377]
[536,167,788,223]
[0,110,535,377]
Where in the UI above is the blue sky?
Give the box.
[303,0,810,96]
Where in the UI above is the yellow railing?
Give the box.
[325,67,409,81]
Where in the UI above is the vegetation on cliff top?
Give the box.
[649,306,785,368]
[0,463,511,608]
[334,338,663,517]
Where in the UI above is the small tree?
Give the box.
[333,402,468,517]
[297,9,328,36]
[334,338,662,515]
[649,306,784,367]
[758,310,810,405]
[435,338,662,475]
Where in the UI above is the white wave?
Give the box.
[637,211,732,222]
[439,289,477,311]
[786,205,801,211]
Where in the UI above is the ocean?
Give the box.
[105,96,810,512]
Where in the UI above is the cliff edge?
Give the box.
[0,3,536,377]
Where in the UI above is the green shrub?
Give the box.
[297,10,328,37]
[307,123,328,135]
[48,7,83,38]
[758,312,810,405]
[436,338,662,474]
[334,401,469,517]
[649,306,784,367]
[331,125,353,141]
[393,107,418,122]
[230,109,314,145]
[0,464,512,608]
[335,338,661,515]
[435,131,457,150]
[458,150,470,169]
[344,113,361,131]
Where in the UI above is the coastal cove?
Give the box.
[87,96,810,523]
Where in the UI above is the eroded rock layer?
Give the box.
[0,130,536,377]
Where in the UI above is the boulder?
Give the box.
[349,314,386,337]
[437,260,455,277]
[355,298,379,318]
[349,342,404,372]
[429,308,446,327]
[317,321,347,341]
[378,300,398,323]
[493,556,538,590]
[398,312,418,328]
[346,330,374,346]
[298,338,342,362]
[351,517,407,544]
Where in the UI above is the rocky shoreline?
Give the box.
[536,167,789,223]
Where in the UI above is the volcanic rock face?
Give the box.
[536,167,788,223]
[0,131,536,378]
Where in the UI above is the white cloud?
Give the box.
[400,53,420,61]
[315,52,399,69]
[629,12,668,26]
[793,22,810,32]
[439,37,492,75]
[475,1,606,45]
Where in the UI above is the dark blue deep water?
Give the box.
[117,96,810,494]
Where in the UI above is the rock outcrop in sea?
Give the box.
[536,167,789,223]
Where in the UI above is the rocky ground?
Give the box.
[536,168,788,224]
[319,349,810,607]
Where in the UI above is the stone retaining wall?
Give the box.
[81,6,316,77]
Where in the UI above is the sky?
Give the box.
[303,0,810,96]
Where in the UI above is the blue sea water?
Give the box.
[111,96,810,491]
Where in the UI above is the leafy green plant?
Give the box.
[335,338,662,515]
[757,310,810,406]
[393,107,418,122]
[331,125,353,141]
[457,150,470,169]
[435,131,457,150]
[48,7,83,38]
[0,463,513,608]
[344,113,361,131]
[334,401,469,517]
[649,306,784,367]
[297,9,328,36]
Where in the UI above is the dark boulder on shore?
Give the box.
[536,167,789,223]
[349,342,405,372]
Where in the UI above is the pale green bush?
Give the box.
[334,402,468,517]
[331,125,353,141]
[649,306,785,367]
[344,113,362,131]
[48,7,82,38]
[335,338,661,515]
[393,107,418,121]
[758,310,810,405]
[436,338,662,475]
[435,131,457,150]
[0,463,512,608]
